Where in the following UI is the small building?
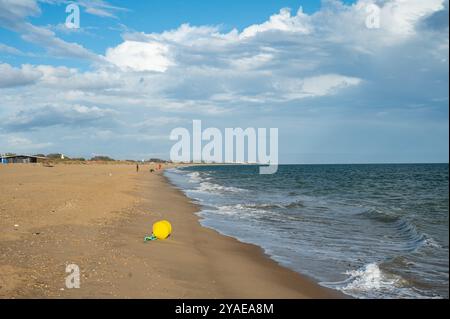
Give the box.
[0,155,48,164]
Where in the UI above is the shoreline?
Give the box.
[157,168,344,298]
[0,164,343,298]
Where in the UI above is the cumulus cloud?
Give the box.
[105,40,173,72]
[1,0,447,108]
[98,0,446,106]
[374,0,445,35]
[0,63,43,87]
[240,7,311,39]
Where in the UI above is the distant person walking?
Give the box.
[136,164,139,172]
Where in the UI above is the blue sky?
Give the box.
[0,0,448,163]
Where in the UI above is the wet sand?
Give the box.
[0,164,341,298]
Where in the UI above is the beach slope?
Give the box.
[0,164,339,298]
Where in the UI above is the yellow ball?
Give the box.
[153,220,171,240]
[161,220,172,233]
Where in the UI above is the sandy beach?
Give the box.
[0,164,340,298]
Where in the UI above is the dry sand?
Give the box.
[0,164,341,298]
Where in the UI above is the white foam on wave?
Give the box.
[211,204,296,223]
[187,171,213,183]
[324,263,436,299]
[214,204,267,217]
[343,263,401,293]
[167,167,183,174]
[193,181,247,194]
[423,236,442,249]
[187,171,201,182]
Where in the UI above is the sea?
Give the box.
[165,164,449,299]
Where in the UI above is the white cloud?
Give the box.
[2,104,117,131]
[0,0,100,61]
[95,0,446,108]
[20,23,101,61]
[230,53,274,70]
[0,0,40,24]
[281,74,362,100]
[1,135,52,150]
[0,63,42,87]
[376,0,445,36]
[240,7,311,39]
[105,40,172,72]
[0,43,25,55]
[1,0,447,109]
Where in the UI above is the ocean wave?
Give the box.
[356,208,435,252]
[205,204,281,221]
[186,171,213,183]
[237,200,306,210]
[211,198,306,213]
[193,182,247,194]
[324,263,427,299]
[217,204,265,213]
[285,200,305,209]
[212,205,266,218]
[356,208,399,223]
[167,167,184,174]
[395,219,427,250]
[423,237,442,249]
[210,204,305,223]
[239,203,284,210]
[187,171,202,182]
